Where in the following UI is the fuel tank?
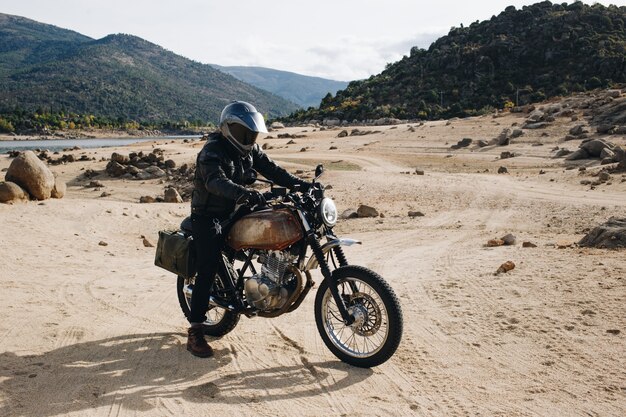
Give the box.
[226,208,303,251]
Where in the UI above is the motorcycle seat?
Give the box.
[180,216,193,234]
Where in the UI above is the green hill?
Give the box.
[0,13,298,125]
[285,1,626,122]
[212,65,349,109]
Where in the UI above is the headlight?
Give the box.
[319,197,337,227]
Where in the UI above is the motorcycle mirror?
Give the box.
[243,169,258,185]
[315,164,324,178]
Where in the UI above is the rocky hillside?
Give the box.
[286,1,625,123]
[212,65,349,109]
[0,13,298,123]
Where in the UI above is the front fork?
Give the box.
[307,233,355,325]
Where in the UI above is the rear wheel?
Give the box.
[176,269,240,337]
[314,266,403,368]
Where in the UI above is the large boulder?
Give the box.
[581,139,614,157]
[5,150,55,200]
[579,217,626,249]
[0,181,29,204]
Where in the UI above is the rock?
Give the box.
[596,124,615,134]
[164,187,183,203]
[605,90,621,99]
[497,166,508,174]
[581,139,614,157]
[522,241,537,248]
[88,180,104,188]
[340,209,358,219]
[598,172,611,182]
[144,166,166,178]
[139,196,156,204]
[527,110,545,122]
[524,122,549,129]
[554,148,572,158]
[98,241,108,246]
[501,234,516,245]
[565,149,590,161]
[408,211,425,217]
[496,261,516,274]
[487,239,505,247]
[600,148,615,160]
[270,122,285,129]
[337,130,348,138]
[51,178,66,199]
[500,151,515,159]
[142,237,154,248]
[110,152,129,164]
[414,169,425,175]
[497,129,510,146]
[5,150,55,200]
[451,138,472,149]
[164,159,176,169]
[477,140,489,148]
[300,148,307,152]
[510,128,523,139]
[613,146,625,162]
[579,217,626,249]
[569,124,587,136]
[106,161,126,177]
[329,146,338,150]
[0,181,29,204]
[357,205,379,218]
[135,171,152,180]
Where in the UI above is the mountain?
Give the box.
[285,1,626,122]
[211,65,349,109]
[0,13,299,124]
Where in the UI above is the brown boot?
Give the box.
[187,325,214,358]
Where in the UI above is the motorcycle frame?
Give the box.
[209,204,360,325]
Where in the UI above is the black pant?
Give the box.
[189,214,225,324]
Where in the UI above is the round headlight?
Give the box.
[319,198,338,227]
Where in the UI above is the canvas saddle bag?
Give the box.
[154,230,196,278]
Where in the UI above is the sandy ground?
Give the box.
[0,108,625,416]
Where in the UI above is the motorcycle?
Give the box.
[172,164,403,368]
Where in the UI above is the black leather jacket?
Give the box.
[191,132,307,217]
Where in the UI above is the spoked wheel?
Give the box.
[176,270,240,337]
[314,266,403,368]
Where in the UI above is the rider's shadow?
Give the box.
[0,333,372,415]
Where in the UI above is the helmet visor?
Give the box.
[228,123,259,147]
[239,111,268,134]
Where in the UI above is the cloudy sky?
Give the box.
[3,0,624,81]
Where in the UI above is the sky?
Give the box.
[2,0,625,81]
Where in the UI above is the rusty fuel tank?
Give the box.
[226,208,304,251]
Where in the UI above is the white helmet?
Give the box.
[219,101,268,155]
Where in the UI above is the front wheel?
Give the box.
[314,266,403,368]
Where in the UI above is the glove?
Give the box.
[236,190,264,206]
[296,181,312,193]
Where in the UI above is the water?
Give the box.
[0,136,201,153]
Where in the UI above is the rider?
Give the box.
[187,101,310,357]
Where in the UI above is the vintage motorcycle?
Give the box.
[170,165,403,368]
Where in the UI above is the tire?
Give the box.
[314,265,403,368]
[176,269,240,337]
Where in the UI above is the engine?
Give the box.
[244,250,297,311]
